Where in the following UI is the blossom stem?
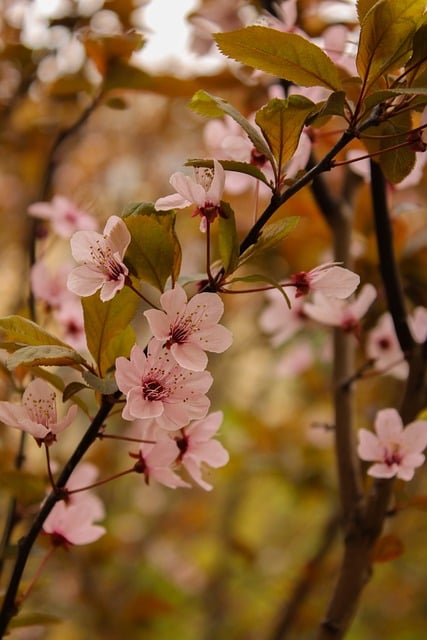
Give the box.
[15,546,56,607]
[205,221,215,287]
[0,393,119,636]
[97,432,156,444]
[67,467,136,495]
[44,445,57,492]
[125,280,159,309]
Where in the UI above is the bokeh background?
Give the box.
[1,1,427,638]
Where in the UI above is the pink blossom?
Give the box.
[175,411,229,491]
[0,378,77,445]
[67,215,131,302]
[144,284,232,371]
[115,340,213,431]
[43,493,105,546]
[357,408,427,481]
[290,262,360,298]
[303,283,377,333]
[155,160,225,231]
[54,298,87,351]
[131,438,189,489]
[259,287,307,347]
[28,195,97,238]
[31,260,71,308]
[366,307,427,379]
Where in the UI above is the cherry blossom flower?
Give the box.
[54,298,87,351]
[28,195,97,238]
[357,408,427,481]
[67,215,131,302]
[131,439,189,489]
[0,378,77,445]
[144,284,233,371]
[366,307,427,379]
[259,287,307,347]
[155,159,225,231]
[303,283,377,334]
[289,262,360,298]
[43,493,106,546]
[175,411,229,491]
[31,260,72,308]
[115,340,213,431]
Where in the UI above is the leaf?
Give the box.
[371,534,404,563]
[255,96,316,174]
[9,611,62,629]
[239,216,299,266]
[215,26,343,91]
[103,58,151,92]
[80,28,145,75]
[307,91,348,126]
[6,346,85,371]
[62,381,89,402]
[123,203,182,290]
[186,159,272,188]
[362,111,416,183]
[0,316,69,349]
[82,370,119,395]
[218,201,239,276]
[189,90,275,166]
[356,0,424,94]
[82,287,138,376]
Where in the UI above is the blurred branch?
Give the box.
[268,508,340,640]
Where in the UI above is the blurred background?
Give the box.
[0,1,427,638]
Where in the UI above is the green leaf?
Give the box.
[255,96,316,174]
[186,159,272,188]
[62,381,89,402]
[238,216,299,266]
[362,111,416,183]
[189,90,275,166]
[82,287,138,376]
[215,26,343,91]
[123,203,181,290]
[9,611,62,629]
[356,0,424,94]
[82,370,119,395]
[6,345,85,371]
[0,316,69,349]
[307,91,348,126]
[218,201,239,277]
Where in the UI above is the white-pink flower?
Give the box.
[290,262,360,299]
[144,284,232,371]
[358,408,427,481]
[303,283,377,333]
[31,260,71,308]
[28,195,97,238]
[175,411,229,491]
[115,340,213,431]
[131,439,189,489]
[0,378,77,445]
[366,307,427,379]
[67,215,131,302]
[43,493,106,546]
[155,159,225,231]
[259,287,307,347]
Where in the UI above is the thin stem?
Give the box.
[15,546,56,607]
[125,280,159,309]
[0,393,118,637]
[67,468,135,495]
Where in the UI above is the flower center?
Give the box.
[88,238,127,281]
[25,392,56,428]
[142,378,168,401]
[290,271,310,297]
[384,444,402,467]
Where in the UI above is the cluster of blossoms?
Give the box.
[66,214,233,491]
[29,196,99,350]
